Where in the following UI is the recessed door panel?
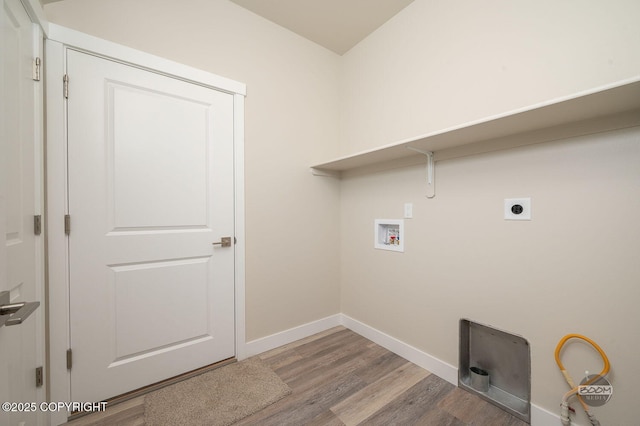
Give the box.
[110,257,211,361]
[108,82,211,230]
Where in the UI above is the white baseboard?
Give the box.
[340,314,459,385]
[531,403,564,426]
[244,313,562,426]
[243,314,342,358]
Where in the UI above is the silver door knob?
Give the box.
[0,291,40,327]
[212,237,232,247]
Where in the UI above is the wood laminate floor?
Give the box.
[64,326,528,425]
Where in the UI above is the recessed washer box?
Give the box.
[374,219,404,252]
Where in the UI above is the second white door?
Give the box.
[0,0,44,424]
[66,49,235,403]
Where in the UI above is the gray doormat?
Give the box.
[144,357,291,426]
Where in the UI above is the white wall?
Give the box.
[43,0,342,341]
[339,1,640,424]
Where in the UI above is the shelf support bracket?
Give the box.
[406,147,435,198]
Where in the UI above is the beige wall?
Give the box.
[44,0,342,341]
[340,128,640,424]
[340,0,640,155]
[339,1,640,424]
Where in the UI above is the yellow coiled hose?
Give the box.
[554,334,610,426]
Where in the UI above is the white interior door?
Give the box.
[67,49,236,403]
[0,0,44,425]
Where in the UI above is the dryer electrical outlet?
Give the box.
[504,198,531,220]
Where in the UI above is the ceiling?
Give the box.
[229,0,414,55]
[40,0,415,55]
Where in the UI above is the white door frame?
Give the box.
[32,21,46,426]
[46,24,247,425]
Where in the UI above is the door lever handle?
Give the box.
[0,291,40,328]
[212,237,232,247]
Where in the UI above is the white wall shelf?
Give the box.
[311,77,640,175]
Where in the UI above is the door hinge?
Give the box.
[33,57,41,82]
[34,215,42,236]
[64,214,71,235]
[63,74,69,99]
[66,349,72,370]
[35,366,44,387]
